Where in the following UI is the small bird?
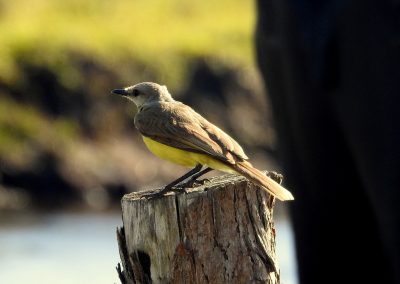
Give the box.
[112,82,294,201]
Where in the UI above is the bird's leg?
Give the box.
[150,164,203,197]
[180,167,213,188]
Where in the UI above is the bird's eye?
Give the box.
[133,89,140,97]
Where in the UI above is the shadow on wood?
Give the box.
[116,172,283,284]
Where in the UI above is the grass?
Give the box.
[0,97,78,167]
[0,0,257,168]
[0,0,255,90]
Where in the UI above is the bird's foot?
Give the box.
[140,187,171,200]
[179,177,210,188]
[139,178,211,200]
[140,186,186,200]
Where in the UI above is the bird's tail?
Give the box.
[232,161,294,201]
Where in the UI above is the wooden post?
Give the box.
[116,172,282,284]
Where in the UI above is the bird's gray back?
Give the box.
[135,101,248,163]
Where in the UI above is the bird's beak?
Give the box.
[111,89,129,96]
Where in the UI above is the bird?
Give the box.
[111,82,294,201]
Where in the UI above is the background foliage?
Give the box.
[0,0,277,210]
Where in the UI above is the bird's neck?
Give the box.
[137,100,170,112]
[137,98,175,113]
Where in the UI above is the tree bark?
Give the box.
[117,172,282,284]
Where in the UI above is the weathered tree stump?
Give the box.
[116,172,282,284]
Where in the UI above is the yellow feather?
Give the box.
[142,136,236,174]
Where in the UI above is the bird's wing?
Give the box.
[135,102,248,164]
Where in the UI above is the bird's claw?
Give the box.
[139,186,182,200]
[179,178,210,188]
[140,190,167,200]
[138,178,210,200]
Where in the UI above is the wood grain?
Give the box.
[117,173,282,284]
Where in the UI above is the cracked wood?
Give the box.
[117,173,281,284]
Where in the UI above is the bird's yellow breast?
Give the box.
[142,136,236,173]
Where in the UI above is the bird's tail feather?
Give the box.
[232,161,294,201]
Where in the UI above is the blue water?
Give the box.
[0,212,297,284]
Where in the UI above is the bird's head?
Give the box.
[111,82,173,108]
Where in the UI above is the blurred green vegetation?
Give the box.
[0,97,77,168]
[0,0,255,89]
[0,0,275,210]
